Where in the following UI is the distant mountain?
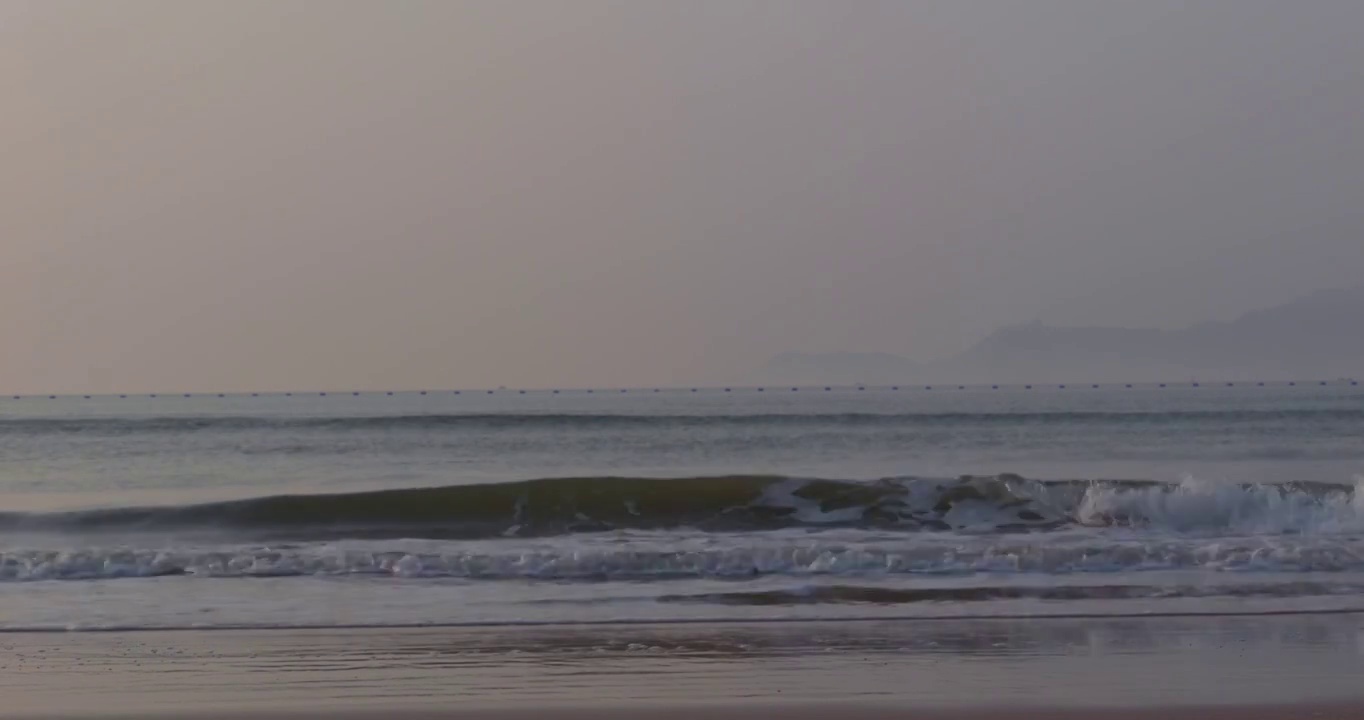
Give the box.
[756,285,1364,385]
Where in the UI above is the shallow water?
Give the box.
[5,616,1364,715]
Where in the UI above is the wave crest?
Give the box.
[2,474,1360,540]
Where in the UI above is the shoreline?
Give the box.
[2,603,1362,634]
[22,705,1364,720]
[5,615,1364,718]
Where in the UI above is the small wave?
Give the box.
[9,606,1364,634]
[1,474,1360,541]
[659,581,1364,606]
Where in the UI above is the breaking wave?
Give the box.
[2,474,1361,540]
[5,532,1364,582]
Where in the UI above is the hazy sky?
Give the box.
[4,1,1362,393]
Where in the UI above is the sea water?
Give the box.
[1,384,1362,630]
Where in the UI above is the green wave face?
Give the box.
[2,474,1357,540]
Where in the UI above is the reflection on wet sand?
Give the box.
[3,614,1363,717]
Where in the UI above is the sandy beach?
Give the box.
[5,614,1364,719]
[13,700,1364,719]
[24,705,1364,720]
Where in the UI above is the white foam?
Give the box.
[1075,476,1364,534]
[4,530,1364,582]
[744,474,1364,537]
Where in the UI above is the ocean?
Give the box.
[2,383,1362,632]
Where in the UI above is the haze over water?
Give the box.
[5,1,1364,394]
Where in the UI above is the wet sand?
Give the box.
[4,614,1363,718]
[29,706,1364,720]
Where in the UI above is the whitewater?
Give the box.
[1,384,1362,631]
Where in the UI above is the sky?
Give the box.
[3,0,1362,393]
